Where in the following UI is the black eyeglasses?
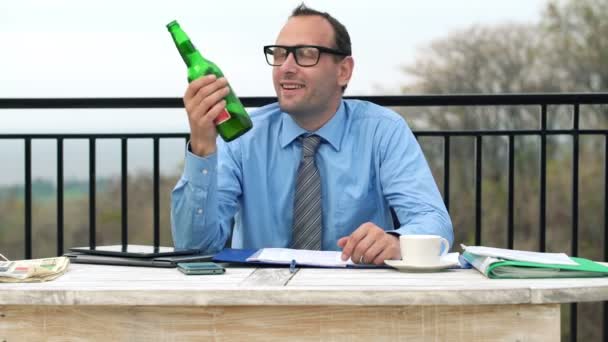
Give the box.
[263,45,350,67]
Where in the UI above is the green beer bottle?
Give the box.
[167,20,252,142]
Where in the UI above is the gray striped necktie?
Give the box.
[291,134,323,250]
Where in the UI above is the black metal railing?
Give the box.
[2,93,608,342]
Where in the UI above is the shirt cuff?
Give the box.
[387,223,442,238]
[388,224,453,250]
[389,223,438,234]
[184,143,217,189]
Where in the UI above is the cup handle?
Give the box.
[439,238,449,257]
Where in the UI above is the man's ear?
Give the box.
[337,56,354,88]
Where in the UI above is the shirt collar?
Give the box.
[279,100,346,151]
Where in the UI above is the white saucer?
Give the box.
[384,259,459,272]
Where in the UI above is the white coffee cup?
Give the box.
[400,234,449,266]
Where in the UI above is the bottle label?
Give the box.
[214,109,231,125]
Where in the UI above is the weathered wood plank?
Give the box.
[53,264,256,283]
[239,268,296,287]
[0,304,560,342]
[1,264,608,306]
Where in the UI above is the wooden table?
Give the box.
[1,264,608,341]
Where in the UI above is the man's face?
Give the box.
[272,16,351,118]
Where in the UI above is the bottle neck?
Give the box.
[169,26,207,67]
[177,40,205,66]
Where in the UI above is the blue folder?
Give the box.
[213,248,260,264]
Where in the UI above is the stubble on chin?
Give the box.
[279,102,310,119]
[278,92,319,119]
[278,97,301,116]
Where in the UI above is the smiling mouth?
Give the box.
[281,83,305,90]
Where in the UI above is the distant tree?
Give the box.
[399,24,557,248]
[541,0,608,92]
[541,0,608,139]
[399,0,608,241]
[400,22,557,165]
[398,1,607,340]
[403,24,561,96]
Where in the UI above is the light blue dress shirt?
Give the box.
[171,100,453,254]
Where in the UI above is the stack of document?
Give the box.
[461,245,608,279]
[246,248,355,267]
[0,256,70,283]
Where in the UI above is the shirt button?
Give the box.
[197,208,203,215]
[202,169,208,175]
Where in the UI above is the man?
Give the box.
[171,4,453,265]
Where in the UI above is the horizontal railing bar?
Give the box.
[0,133,189,139]
[414,130,608,136]
[2,129,608,139]
[1,93,608,109]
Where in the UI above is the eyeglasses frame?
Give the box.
[263,44,350,67]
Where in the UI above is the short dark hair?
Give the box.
[290,3,352,91]
[291,3,351,56]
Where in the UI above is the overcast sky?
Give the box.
[2,0,548,98]
[1,0,549,132]
[0,0,548,183]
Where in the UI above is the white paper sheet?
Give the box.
[462,245,578,266]
[248,248,463,268]
[247,248,354,267]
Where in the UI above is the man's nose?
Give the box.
[279,52,299,71]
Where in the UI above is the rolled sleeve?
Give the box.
[380,118,454,249]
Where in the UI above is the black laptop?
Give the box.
[66,245,213,268]
[69,244,197,258]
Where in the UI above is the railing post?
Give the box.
[570,104,580,342]
[121,138,128,247]
[443,136,450,211]
[604,134,608,342]
[153,137,160,248]
[24,138,32,259]
[475,135,483,245]
[57,138,64,256]
[540,104,547,252]
[507,135,514,249]
[89,138,96,248]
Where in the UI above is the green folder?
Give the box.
[462,251,608,279]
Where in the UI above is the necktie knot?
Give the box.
[300,135,322,158]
